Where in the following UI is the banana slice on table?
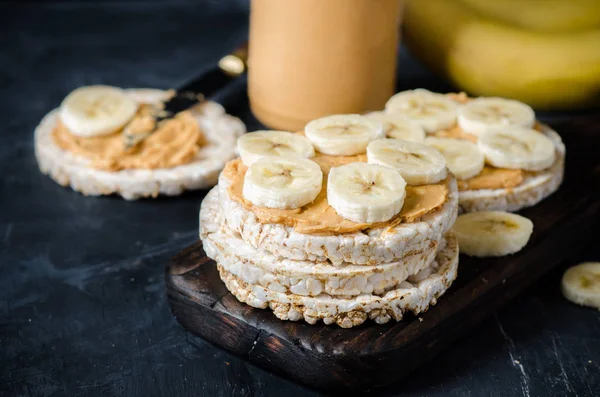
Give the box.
[366,112,426,143]
[327,163,406,223]
[367,139,447,185]
[384,89,459,132]
[59,85,138,137]
[451,211,533,257]
[458,97,535,136]
[243,156,322,209]
[304,114,384,156]
[561,262,600,309]
[478,126,556,171]
[237,130,315,166]
[425,137,484,180]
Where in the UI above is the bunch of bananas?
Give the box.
[403,0,600,110]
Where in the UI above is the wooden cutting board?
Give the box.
[165,116,600,393]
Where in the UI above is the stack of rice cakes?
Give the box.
[200,118,460,328]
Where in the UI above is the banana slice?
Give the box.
[243,156,322,209]
[458,97,535,136]
[237,130,315,166]
[561,262,600,309]
[59,85,138,137]
[327,163,406,223]
[478,126,556,171]
[384,89,459,132]
[424,137,485,180]
[451,211,533,257]
[366,112,426,143]
[367,138,447,185]
[304,114,384,156]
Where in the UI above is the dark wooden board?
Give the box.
[166,116,600,393]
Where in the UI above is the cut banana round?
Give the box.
[424,137,484,180]
[243,156,322,210]
[59,85,139,137]
[458,97,535,136]
[327,163,406,223]
[304,114,384,156]
[451,211,533,257]
[367,138,447,185]
[365,112,426,143]
[561,262,600,309]
[478,126,556,171]
[237,130,315,166]
[384,89,459,132]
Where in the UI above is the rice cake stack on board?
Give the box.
[200,115,460,328]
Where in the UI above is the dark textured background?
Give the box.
[1,2,599,396]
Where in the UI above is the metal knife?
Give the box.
[124,42,248,148]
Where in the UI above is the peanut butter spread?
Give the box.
[438,93,547,191]
[53,105,206,171]
[457,167,524,191]
[224,155,450,235]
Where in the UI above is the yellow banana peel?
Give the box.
[404,0,600,110]
[459,0,600,33]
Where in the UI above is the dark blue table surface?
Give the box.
[1,2,599,396]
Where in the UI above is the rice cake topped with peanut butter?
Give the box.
[35,85,246,199]
[382,89,565,212]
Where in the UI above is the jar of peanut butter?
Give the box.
[248,0,403,131]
